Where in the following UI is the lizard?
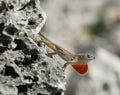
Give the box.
[32,33,95,76]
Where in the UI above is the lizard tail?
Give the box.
[39,33,48,41]
[38,33,57,51]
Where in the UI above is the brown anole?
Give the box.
[32,33,95,76]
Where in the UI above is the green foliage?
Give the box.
[86,17,107,37]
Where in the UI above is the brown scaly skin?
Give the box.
[32,33,95,75]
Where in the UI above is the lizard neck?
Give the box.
[57,51,74,62]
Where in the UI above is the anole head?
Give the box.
[80,53,95,62]
[71,53,95,63]
[70,53,95,76]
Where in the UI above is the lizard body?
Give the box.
[33,33,95,75]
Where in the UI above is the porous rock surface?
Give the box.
[0,0,65,95]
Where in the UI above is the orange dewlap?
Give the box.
[71,63,88,76]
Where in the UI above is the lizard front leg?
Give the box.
[62,62,69,71]
[62,60,75,71]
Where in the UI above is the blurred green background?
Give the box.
[40,0,120,95]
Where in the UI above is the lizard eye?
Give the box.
[87,54,90,58]
[87,54,95,60]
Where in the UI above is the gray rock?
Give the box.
[0,0,65,95]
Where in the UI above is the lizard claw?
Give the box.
[62,63,69,71]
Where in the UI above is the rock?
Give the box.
[0,0,65,95]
